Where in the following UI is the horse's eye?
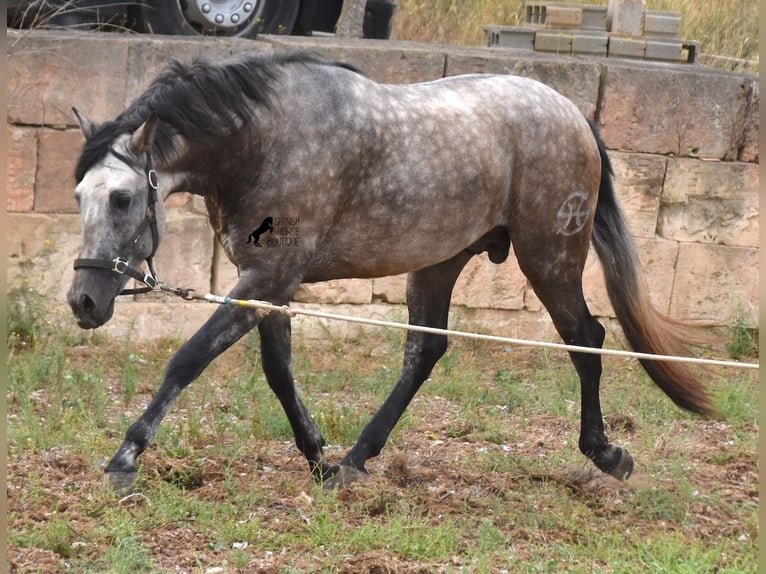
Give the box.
[109,189,132,210]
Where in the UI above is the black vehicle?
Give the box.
[8,0,397,39]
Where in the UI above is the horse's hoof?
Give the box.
[607,448,634,481]
[323,464,369,490]
[104,470,138,495]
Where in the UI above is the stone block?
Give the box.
[607,0,645,36]
[670,244,758,326]
[608,36,646,59]
[644,11,682,38]
[740,79,759,163]
[658,159,759,247]
[262,35,447,84]
[598,62,753,159]
[609,152,666,239]
[147,211,215,295]
[582,238,678,318]
[449,307,560,343]
[534,31,572,55]
[8,30,129,126]
[571,32,609,57]
[294,279,373,305]
[645,40,682,63]
[372,275,407,304]
[98,300,217,341]
[452,254,526,310]
[7,213,82,303]
[290,303,409,341]
[212,240,240,295]
[445,50,601,120]
[124,35,274,104]
[8,126,37,212]
[34,129,83,213]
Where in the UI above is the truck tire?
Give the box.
[132,0,300,37]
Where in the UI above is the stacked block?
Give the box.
[486,0,695,64]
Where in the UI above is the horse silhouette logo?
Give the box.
[246,217,274,247]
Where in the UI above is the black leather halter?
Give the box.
[73,150,161,295]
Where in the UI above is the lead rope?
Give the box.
[153,283,759,371]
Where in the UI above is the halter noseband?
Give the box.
[73,150,161,296]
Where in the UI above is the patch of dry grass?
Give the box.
[394,0,759,62]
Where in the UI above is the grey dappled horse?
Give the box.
[67,52,711,492]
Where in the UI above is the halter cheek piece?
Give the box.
[73,151,161,296]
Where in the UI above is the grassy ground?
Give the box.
[394,0,759,63]
[6,288,758,573]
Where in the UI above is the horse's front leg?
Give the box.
[104,300,261,492]
[258,313,331,481]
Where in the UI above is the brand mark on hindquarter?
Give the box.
[556,191,590,236]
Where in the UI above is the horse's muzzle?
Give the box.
[67,271,119,329]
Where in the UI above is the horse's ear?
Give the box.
[128,114,159,155]
[72,107,97,140]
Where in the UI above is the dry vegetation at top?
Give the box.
[393,0,759,63]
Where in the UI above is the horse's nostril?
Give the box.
[80,294,96,315]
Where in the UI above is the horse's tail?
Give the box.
[589,124,713,416]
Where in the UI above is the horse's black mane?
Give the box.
[75,52,358,182]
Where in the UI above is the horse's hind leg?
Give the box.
[328,251,474,487]
[516,248,634,480]
[258,313,331,481]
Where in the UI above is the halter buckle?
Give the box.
[112,257,129,274]
[148,169,159,190]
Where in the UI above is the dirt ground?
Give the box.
[8,393,758,573]
[7,332,759,573]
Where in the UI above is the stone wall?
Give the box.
[7,30,759,341]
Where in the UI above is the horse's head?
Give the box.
[67,110,167,329]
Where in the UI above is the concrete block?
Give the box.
[294,279,373,305]
[582,5,608,30]
[598,63,753,159]
[609,152,666,239]
[7,126,37,213]
[645,40,682,63]
[35,129,83,213]
[571,32,609,57]
[608,36,646,59]
[543,6,583,30]
[534,31,572,54]
[644,11,681,38]
[607,0,646,36]
[525,2,547,26]
[670,244,758,325]
[7,30,129,126]
[445,50,601,119]
[658,159,759,247]
[483,26,535,51]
